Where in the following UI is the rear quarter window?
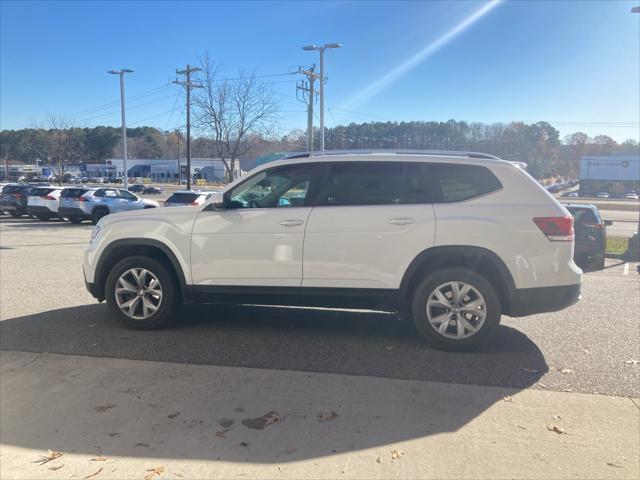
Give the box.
[432,164,502,203]
[61,188,90,198]
[167,193,199,204]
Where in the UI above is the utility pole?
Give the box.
[175,128,181,185]
[297,65,320,151]
[173,65,202,190]
[108,69,133,189]
[302,43,342,151]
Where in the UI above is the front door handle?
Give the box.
[389,217,415,226]
[280,219,304,227]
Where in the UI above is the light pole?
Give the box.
[108,69,133,189]
[302,43,342,151]
[627,6,640,260]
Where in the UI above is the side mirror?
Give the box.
[604,220,613,226]
[210,191,225,211]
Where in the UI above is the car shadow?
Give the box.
[1,303,547,463]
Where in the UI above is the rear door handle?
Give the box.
[280,219,304,227]
[389,217,415,225]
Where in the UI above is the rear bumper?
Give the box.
[27,206,57,217]
[59,207,90,219]
[508,283,581,317]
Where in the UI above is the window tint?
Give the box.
[119,190,137,200]
[61,188,90,198]
[402,163,431,204]
[432,164,502,203]
[317,162,404,206]
[29,188,56,197]
[228,165,318,209]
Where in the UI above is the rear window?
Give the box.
[61,188,90,198]
[30,188,56,197]
[3,185,31,194]
[167,193,200,204]
[567,207,598,224]
[432,164,502,203]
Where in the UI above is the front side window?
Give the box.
[432,164,502,203]
[118,190,137,200]
[316,162,405,206]
[228,165,318,209]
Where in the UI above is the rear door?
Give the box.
[302,161,436,289]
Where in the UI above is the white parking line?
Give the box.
[623,263,629,275]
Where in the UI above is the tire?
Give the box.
[92,208,109,225]
[67,217,83,224]
[105,255,178,330]
[411,268,501,351]
[9,212,21,218]
[36,216,50,221]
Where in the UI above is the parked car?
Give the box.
[624,192,639,200]
[164,190,215,207]
[129,184,145,193]
[26,186,64,220]
[143,186,163,194]
[561,192,579,198]
[564,203,611,270]
[595,192,609,198]
[0,184,38,217]
[84,151,582,350]
[59,187,159,224]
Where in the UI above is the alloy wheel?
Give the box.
[115,268,163,320]
[426,281,487,339]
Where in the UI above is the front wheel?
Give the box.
[411,268,501,351]
[105,256,178,329]
[92,208,109,225]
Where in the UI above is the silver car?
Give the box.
[58,187,159,224]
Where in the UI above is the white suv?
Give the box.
[84,151,582,350]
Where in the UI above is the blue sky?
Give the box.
[1,0,639,141]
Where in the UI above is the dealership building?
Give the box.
[579,154,640,196]
[86,158,240,182]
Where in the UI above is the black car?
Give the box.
[0,184,38,217]
[143,185,163,194]
[129,184,145,193]
[564,203,612,270]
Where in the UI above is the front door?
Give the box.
[191,163,322,287]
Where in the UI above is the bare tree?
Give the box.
[193,54,279,182]
[33,115,86,185]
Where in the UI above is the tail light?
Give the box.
[76,196,88,202]
[13,193,24,199]
[191,201,199,206]
[45,195,56,200]
[582,222,604,231]
[533,216,574,241]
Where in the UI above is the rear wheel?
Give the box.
[592,253,605,270]
[92,208,109,225]
[67,217,83,224]
[105,256,178,329]
[411,268,501,351]
[9,212,21,218]
[36,215,50,221]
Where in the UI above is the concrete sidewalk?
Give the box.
[1,351,638,479]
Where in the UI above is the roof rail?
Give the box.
[283,149,502,160]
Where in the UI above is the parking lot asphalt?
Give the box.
[0,216,638,398]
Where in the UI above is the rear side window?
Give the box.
[167,193,199,204]
[61,188,90,198]
[432,164,502,203]
[317,162,404,206]
[568,208,598,224]
[3,185,30,194]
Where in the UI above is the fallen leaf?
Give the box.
[546,425,567,434]
[522,368,539,373]
[144,466,164,480]
[90,455,107,462]
[285,448,297,455]
[317,411,339,422]
[88,323,98,328]
[92,343,100,347]
[134,443,150,448]
[376,456,382,464]
[390,449,404,460]
[167,412,180,419]
[515,424,527,430]
[623,359,639,365]
[503,396,514,403]
[385,346,394,351]
[34,450,64,465]
[553,415,561,420]
[581,348,590,354]
[240,442,249,447]
[108,432,120,437]
[216,428,232,438]
[175,474,184,478]
[537,382,548,389]
[93,404,116,413]
[558,368,574,374]
[264,412,282,426]
[607,462,623,468]
[48,464,64,471]
[84,467,103,479]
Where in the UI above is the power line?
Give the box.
[173,65,203,190]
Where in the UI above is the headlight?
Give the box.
[90,225,101,241]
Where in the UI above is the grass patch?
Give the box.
[606,236,628,255]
